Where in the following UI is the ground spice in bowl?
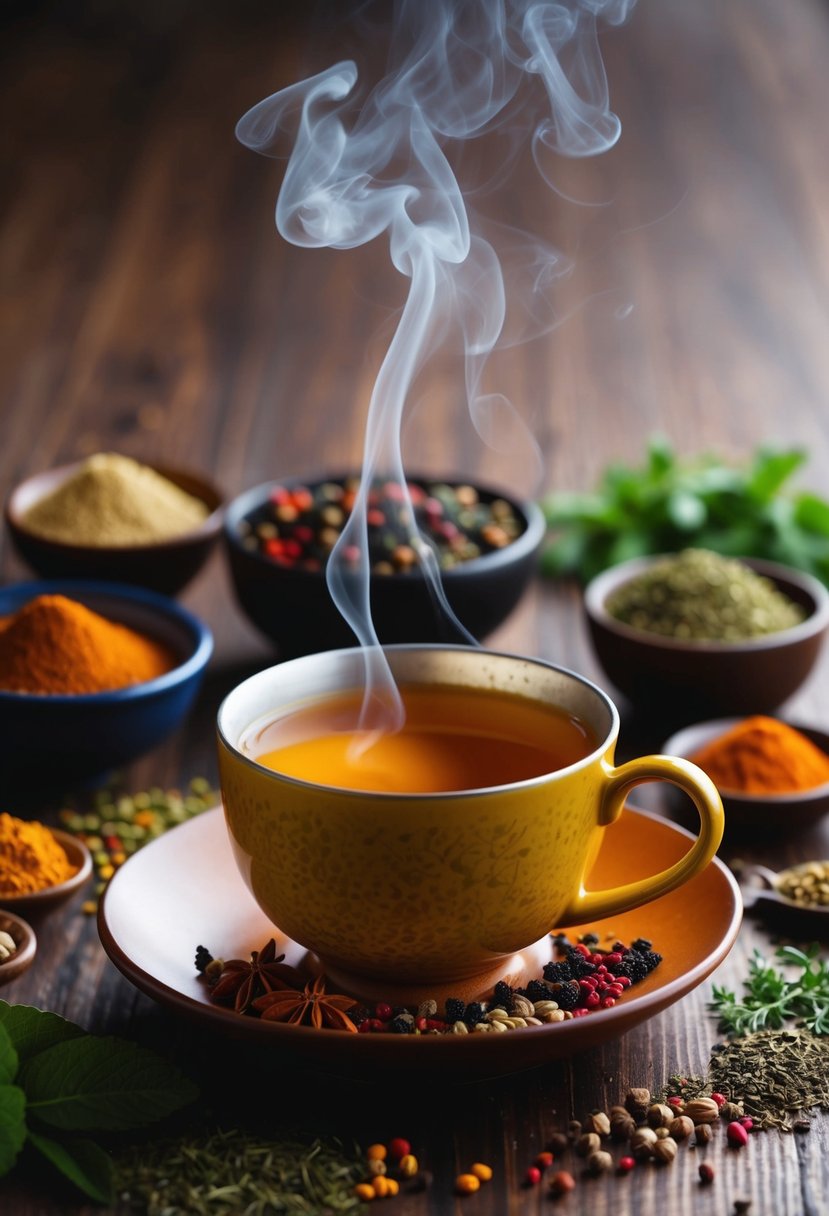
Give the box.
[21,453,209,546]
[0,812,78,896]
[689,716,829,794]
[605,548,805,641]
[0,594,175,694]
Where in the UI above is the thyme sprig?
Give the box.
[710,945,829,1037]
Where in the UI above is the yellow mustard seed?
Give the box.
[385,1178,399,1196]
[456,1174,481,1194]
[398,1153,418,1177]
[366,1144,387,1162]
[471,1163,493,1182]
[371,1176,390,1198]
[354,1183,375,1202]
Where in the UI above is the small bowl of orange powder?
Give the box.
[0,813,92,915]
[0,580,213,790]
[662,715,829,836]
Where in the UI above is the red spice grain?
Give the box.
[525,1166,542,1186]
[727,1122,749,1148]
[549,1170,576,1196]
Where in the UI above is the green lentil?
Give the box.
[606,548,805,641]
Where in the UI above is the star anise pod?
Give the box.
[208,938,303,1014]
[252,973,359,1032]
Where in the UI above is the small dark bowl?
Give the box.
[584,554,829,727]
[0,910,37,987]
[662,717,829,836]
[0,580,213,789]
[223,474,545,658]
[5,461,224,596]
[0,831,93,915]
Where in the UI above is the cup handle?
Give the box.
[559,755,724,924]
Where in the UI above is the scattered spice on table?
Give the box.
[689,716,829,794]
[708,1029,829,1131]
[196,933,663,1033]
[774,860,829,908]
[59,776,217,911]
[116,1129,365,1214]
[604,548,805,641]
[22,452,209,546]
[0,811,78,895]
[0,930,18,961]
[238,475,526,573]
[0,594,175,694]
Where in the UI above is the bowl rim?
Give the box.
[222,472,546,577]
[663,715,829,803]
[584,552,829,652]
[0,579,213,704]
[0,829,94,906]
[5,459,225,554]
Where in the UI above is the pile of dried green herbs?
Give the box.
[115,1130,364,1215]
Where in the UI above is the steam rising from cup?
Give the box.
[236,0,635,732]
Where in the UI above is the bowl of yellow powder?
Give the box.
[0,813,93,914]
[0,580,213,789]
[5,454,224,595]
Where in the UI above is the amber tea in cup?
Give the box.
[217,645,724,987]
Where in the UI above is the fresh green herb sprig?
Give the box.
[0,1002,197,1204]
[540,437,829,584]
[710,945,829,1037]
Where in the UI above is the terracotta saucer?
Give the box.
[98,805,741,1077]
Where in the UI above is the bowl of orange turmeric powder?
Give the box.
[0,580,213,789]
[663,715,829,835]
[0,813,92,914]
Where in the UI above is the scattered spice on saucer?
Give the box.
[194,933,663,1034]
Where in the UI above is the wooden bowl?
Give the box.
[0,910,37,986]
[5,461,224,596]
[0,830,93,915]
[584,554,829,729]
[663,718,829,837]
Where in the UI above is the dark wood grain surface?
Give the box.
[2,0,829,1211]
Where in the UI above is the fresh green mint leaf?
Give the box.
[0,1022,18,1085]
[746,448,804,502]
[27,1131,114,1205]
[794,492,829,537]
[20,1036,198,1132]
[0,1003,85,1064]
[0,1084,27,1176]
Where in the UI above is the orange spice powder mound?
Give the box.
[0,812,78,895]
[0,594,175,694]
[690,715,829,795]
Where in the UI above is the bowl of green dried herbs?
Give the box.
[583,549,829,726]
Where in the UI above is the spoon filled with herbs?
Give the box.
[738,860,829,923]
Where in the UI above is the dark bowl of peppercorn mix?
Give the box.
[583,551,829,728]
[222,473,545,657]
[5,455,225,596]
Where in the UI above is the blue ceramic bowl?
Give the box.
[0,580,213,788]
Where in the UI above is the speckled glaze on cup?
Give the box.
[217,647,724,985]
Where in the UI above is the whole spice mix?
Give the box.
[690,716,829,794]
[0,594,175,694]
[605,548,804,641]
[238,475,525,574]
[22,452,209,546]
[0,812,78,895]
[773,860,829,908]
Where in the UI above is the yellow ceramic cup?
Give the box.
[217,646,723,985]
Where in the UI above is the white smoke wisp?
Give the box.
[237,0,635,734]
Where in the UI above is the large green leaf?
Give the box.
[0,1085,27,1176]
[0,1003,85,1065]
[20,1036,198,1132]
[0,1022,18,1085]
[27,1131,114,1205]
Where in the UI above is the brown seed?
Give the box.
[669,1116,695,1141]
[647,1103,675,1129]
[583,1112,611,1137]
[548,1132,569,1154]
[693,1123,713,1145]
[568,1120,582,1138]
[654,1127,670,1140]
[624,1088,650,1120]
[720,1101,744,1122]
[652,1137,678,1164]
[367,1159,387,1176]
[586,1151,614,1176]
[684,1098,720,1124]
[610,1113,636,1141]
[575,1133,601,1157]
[698,1163,715,1185]
[630,1128,657,1160]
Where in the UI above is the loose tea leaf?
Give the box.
[708,1028,829,1130]
[709,944,829,1036]
[540,438,829,583]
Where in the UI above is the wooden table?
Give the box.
[2,0,829,1211]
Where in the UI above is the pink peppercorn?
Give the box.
[525,1166,542,1186]
[616,976,632,988]
[727,1122,749,1148]
[585,992,601,1009]
[618,1157,635,1174]
[574,943,591,958]
[601,997,616,1009]
[739,1117,753,1131]
[375,1003,393,1022]
[605,952,623,966]
[710,1092,727,1109]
